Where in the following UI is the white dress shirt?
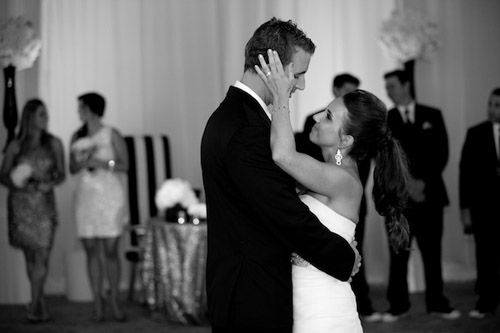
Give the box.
[234,80,271,120]
[397,101,416,124]
[493,122,500,159]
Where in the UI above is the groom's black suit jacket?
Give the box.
[201,86,355,330]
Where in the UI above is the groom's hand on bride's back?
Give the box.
[348,240,362,283]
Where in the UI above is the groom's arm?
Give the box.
[227,126,356,281]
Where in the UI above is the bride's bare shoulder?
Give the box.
[321,164,363,221]
[324,163,362,195]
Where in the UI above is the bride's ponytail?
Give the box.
[373,135,411,253]
[342,90,411,253]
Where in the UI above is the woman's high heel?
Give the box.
[39,297,51,323]
[111,306,127,322]
[90,296,106,322]
[108,296,127,322]
[26,313,41,324]
[39,314,52,323]
[113,312,127,322]
[26,300,42,323]
[90,314,105,323]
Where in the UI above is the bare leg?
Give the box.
[23,250,39,320]
[103,237,125,321]
[32,249,51,321]
[82,238,105,320]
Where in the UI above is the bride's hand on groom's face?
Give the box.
[254,49,294,100]
[348,240,362,283]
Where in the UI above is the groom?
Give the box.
[201,18,359,332]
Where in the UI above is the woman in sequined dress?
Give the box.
[69,92,128,322]
[0,99,66,323]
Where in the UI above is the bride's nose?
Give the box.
[313,110,326,123]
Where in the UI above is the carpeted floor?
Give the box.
[0,281,498,333]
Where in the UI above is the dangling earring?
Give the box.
[335,148,343,166]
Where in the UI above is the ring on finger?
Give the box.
[265,71,271,77]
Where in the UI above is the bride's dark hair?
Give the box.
[342,89,410,253]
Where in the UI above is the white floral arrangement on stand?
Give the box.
[0,16,42,70]
[187,202,207,225]
[378,6,440,64]
[155,178,201,224]
[71,137,96,163]
[10,162,33,188]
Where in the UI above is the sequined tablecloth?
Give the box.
[141,218,208,324]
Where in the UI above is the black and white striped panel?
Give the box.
[125,135,171,245]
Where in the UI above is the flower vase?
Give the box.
[165,204,190,223]
[2,65,18,153]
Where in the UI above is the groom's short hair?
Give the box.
[243,17,315,72]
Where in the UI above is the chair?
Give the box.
[124,135,172,301]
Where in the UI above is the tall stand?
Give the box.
[404,59,416,100]
[2,65,18,153]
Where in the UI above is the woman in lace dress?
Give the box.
[69,92,128,322]
[256,50,411,332]
[0,99,66,323]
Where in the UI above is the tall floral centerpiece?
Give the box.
[378,5,440,99]
[0,16,42,152]
[155,178,204,224]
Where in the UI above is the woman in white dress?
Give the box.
[70,92,129,322]
[256,50,411,332]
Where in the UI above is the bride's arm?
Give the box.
[255,50,335,196]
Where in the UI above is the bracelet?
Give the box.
[272,105,290,114]
[108,159,116,172]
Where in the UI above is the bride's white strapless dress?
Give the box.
[292,194,363,333]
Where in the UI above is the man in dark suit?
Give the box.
[459,87,500,319]
[381,69,460,322]
[201,18,359,333]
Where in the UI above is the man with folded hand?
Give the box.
[381,69,460,322]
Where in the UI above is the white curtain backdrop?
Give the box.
[1,0,499,303]
[37,0,397,299]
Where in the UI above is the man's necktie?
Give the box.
[404,108,411,124]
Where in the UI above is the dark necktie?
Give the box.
[404,108,411,125]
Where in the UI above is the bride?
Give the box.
[256,50,411,332]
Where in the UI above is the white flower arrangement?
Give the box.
[10,162,33,188]
[71,137,96,163]
[187,202,207,219]
[0,16,42,71]
[155,178,199,212]
[378,8,440,64]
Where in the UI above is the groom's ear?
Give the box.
[283,64,289,76]
[283,62,293,75]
